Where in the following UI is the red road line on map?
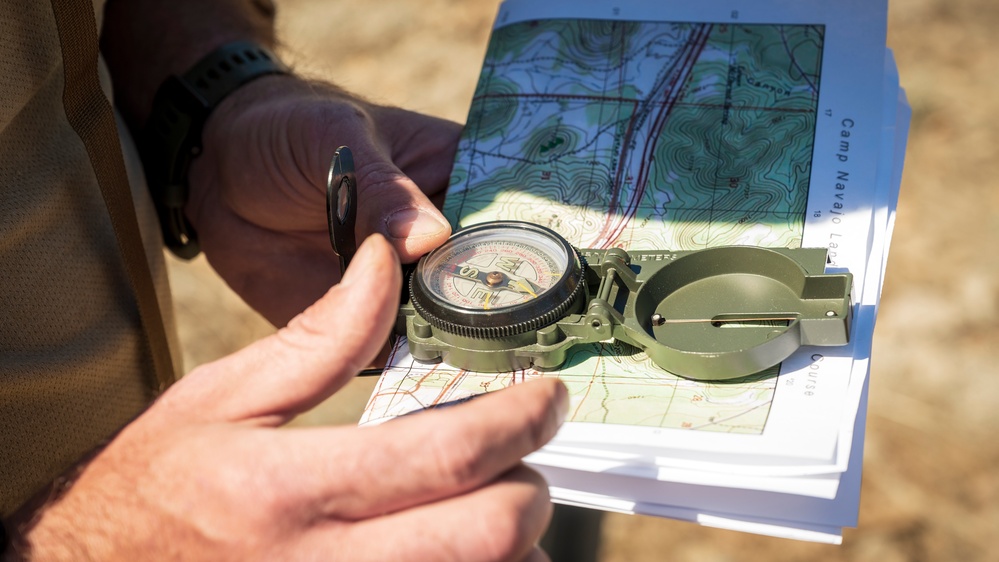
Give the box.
[383,363,441,409]
[597,97,638,247]
[608,25,708,243]
[595,23,640,247]
[591,58,646,243]
[598,23,714,247]
[622,25,712,239]
[433,367,467,405]
[569,351,606,421]
[640,25,714,196]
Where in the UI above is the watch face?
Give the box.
[411,221,583,337]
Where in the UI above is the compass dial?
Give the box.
[410,221,584,338]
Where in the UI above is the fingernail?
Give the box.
[386,208,449,239]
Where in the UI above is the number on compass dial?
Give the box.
[410,221,584,338]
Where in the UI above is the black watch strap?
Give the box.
[141,41,289,258]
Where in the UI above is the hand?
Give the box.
[4,236,567,562]
[187,75,460,325]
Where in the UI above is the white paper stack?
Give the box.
[361,0,909,544]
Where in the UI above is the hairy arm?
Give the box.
[101,0,279,127]
[101,0,458,326]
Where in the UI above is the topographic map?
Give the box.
[363,19,825,435]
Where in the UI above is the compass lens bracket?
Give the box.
[326,146,357,273]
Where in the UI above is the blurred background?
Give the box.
[166,0,999,559]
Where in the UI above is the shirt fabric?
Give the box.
[1,0,179,516]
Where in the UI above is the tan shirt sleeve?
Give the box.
[0,0,179,516]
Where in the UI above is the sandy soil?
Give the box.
[166,0,999,559]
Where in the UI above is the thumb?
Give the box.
[353,156,452,263]
[159,234,401,424]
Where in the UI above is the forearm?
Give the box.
[102,0,457,326]
[100,0,279,128]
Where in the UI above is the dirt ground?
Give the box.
[166,0,999,559]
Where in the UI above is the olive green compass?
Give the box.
[408,221,585,340]
[327,147,854,381]
[398,221,852,381]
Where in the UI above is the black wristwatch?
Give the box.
[141,41,289,258]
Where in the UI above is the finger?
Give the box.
[273,378,567,519]
[370,105,462,196]
[300,99,453,262]
[353,157,452,262]
[159,234,401,424]
[195,204,339,326]
[296,464,553,562]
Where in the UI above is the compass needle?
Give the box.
[512,279,538,298]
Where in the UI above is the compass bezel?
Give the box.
[410,221,584,338]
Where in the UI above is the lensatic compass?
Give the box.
[327,147,854,381]
[408,221,585,339]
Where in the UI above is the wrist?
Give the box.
[141,41,291,258]
[102,0,279,127]
[185,75,371,229]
